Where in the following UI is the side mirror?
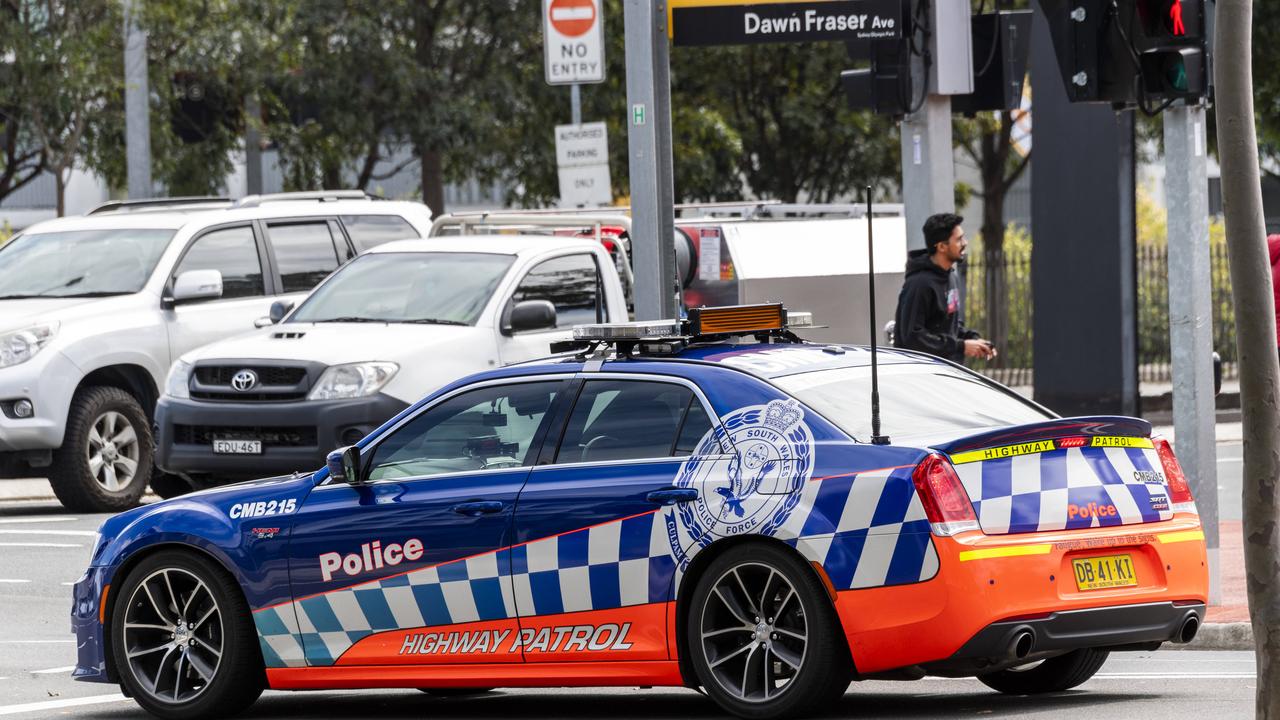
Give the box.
[172,269,223,304]
[270,299,295,325]
[325,445,363,485]
[506,299,557,335]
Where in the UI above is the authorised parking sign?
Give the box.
[544,0,605,85]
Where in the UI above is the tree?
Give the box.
[1253,0,1280,177]
[7,0,120,215]
[0,3,46,206]
[1212,1,1280,715]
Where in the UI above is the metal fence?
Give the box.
[959,244,1238,388]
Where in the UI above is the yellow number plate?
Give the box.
[1072,554,1138,591]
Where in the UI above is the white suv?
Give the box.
[0,192,433,511]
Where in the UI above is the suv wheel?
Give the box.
[49,386,151,512]
[686,544,851,719]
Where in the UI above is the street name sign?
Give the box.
[556,122,612,206]
[670,0,903,47]
[544,0,606,85]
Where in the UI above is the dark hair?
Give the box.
[923,213,964,254]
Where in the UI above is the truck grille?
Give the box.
[190,364,310,402]
[173,425,318,448]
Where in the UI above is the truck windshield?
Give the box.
[773,364,1052,443]
[0,229,175,299]
[289,252,516,326]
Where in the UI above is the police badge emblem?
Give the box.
[668,399,815,561]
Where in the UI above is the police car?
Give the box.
[71,304,1208,719]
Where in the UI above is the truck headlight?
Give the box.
[0,323,58,369]
[308,362,398,401]
[164,360,192,400]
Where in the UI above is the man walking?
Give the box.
[893,212,996,362]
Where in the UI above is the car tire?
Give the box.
[110,549,264,720]
[977,648,1110,695]
[49,386,151,512]
[418,688,495,696]
[686,543,851,720]
[150,472,194,500]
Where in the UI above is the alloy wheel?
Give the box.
[86,410,140,492]
[122,567,224,704]
[698,562,808,703]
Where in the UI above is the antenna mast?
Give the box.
[866,186,889,445]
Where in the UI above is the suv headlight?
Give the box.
[308,362,398,401]
[0,323,58,369]
[164,359,192,400]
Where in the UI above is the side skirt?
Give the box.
[267,661,685,690]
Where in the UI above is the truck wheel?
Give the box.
[686,543,851,719]
[977,648,1110,695]
[49,386,151,512]
[111,550,264,720]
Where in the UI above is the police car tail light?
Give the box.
[912,453,980,536]
[1154,437,1198,515]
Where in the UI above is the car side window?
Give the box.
[174,225,264,299]
[267,222,342,293]
[340,214,421,252]
[555,380,712,464]
[674,395,716,456]
[366,381,562,482]
[511,254,602,329]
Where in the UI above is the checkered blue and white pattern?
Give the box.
[953,446,1174,535]
[253,465,938,667]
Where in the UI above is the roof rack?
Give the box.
[551,303,812,358]
[233,190,378,209]
[87,197,233,215]
[674,201,905,220]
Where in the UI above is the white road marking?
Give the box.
[0,530,96,537]
[0,580,30,584]
[0,543,82,548]
[0,517,76,525]
[29,666,75,675]
[0,640,73,644]
[60,582,75,586]
[0,693,127,716]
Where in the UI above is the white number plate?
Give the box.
[212,439,262,455]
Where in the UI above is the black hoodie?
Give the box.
[892,248,980,361]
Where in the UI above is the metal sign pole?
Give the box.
[571,84,583,126]
[123,0,152,199]
[624,0,678,320]
[1163,101,1220,605]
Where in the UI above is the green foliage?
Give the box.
[0,220,12,246]
[962,224,1033,379]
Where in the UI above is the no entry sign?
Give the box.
[544,0,605,85]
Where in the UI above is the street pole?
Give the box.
[571,84,582,126]
[245,94,263,196]
[900,96,956,251]
[624,0,678,321]
[1163,102,1220,604]
[123,0,152,199]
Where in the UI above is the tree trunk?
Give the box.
[421,149,445,214]
[55,169,66,218]
[1213,1,1280,716]
[981,190,1007,362]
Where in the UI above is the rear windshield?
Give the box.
[774,364,1052,442]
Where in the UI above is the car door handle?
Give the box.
[646,488,699,505]
[450,501,505,516]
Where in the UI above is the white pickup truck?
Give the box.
[153,234,627,493]
[0,192,434,511]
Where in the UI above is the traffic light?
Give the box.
[1134,0,1207,99]
[170,72,241,144]
[951,11,1032,114]
[1035,0,1209,106]
[841,38,913,115]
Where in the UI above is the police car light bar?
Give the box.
[572,319,685,342]
[687,303,786,336]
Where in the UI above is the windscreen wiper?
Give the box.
[401,318,468,326]
[312,316,386,323]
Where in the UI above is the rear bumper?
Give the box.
[833,515,1209,675]
[155,393,408,481]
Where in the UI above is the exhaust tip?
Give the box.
[1010,629,1035,660]
[1177,614,1200,644]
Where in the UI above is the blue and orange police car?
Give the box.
[71,304,1208,719]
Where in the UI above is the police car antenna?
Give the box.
[866,186,890,445]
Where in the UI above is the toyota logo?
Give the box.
[230,369,259,392]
